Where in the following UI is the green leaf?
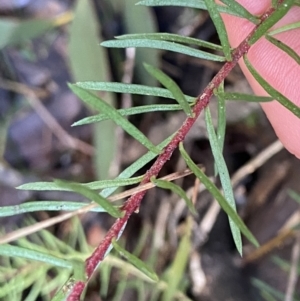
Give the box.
[244,55,300,118]
[151,177,197,215]
[216,85,226,153]
[75,82,195,102]
[18,176,143,191]
[214,83,226,176]
[143,63,193,117]
[0,201,109,217]
[137,0,248,18]
[54,180,123,218]
[222,92,273,102]
[203,0,232,61]
[266,34,300,65]
[220,0,259,24]
[101,39,226,62]
[252,279,289,301]
[68,0,116,180]
[116,33,223,51]
[0,18,53,49]
[0,245,72,269]
[69,84,160,154]
[162,220,192,301]
[288,189,300,205]
[51,278,76,301]
[179,142,259,248]
[248,0,294,45]
[112,239,159,282]
[205,107,242,254]
[73,104,187,126]
[123,0,159,104]
[268,21,300,36]
[100,135,174,199]
[71,260,86,282]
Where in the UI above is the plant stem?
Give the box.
[67,3,283,300]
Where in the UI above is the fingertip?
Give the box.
[220,1,300,158]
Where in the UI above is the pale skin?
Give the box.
[220,1,300,158]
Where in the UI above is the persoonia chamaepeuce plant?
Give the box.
[1,0,300,300]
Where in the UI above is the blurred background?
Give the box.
[0,0,299,300]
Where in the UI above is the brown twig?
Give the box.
[0,166,199,244]
[67,3,284,299]
[285,232,300,301]
[0,79,94,156]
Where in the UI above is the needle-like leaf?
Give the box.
[248,0,294,45]
[205,107,242,254]
[203,0,232,61]
[151,177,197,215]
[75,82,195,102]
[244,55,300,118]
[266,34,300,65]
[101,39,225,62]
[179,142,259,249]
[69,84,161,154]
[54,180,123,218]
[112,239,159,282]
[144,63,193,117]
[116,33,223,51]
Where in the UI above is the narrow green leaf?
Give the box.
[272,256,292,272]
[222,92,273,102]
[101,39,225,62]
[0,201,108,217]
[52,278,76,301]
[268,21,300,36]
[143,63,193,117]
[69,84,160,154]
[0,245,72,269]
[75,82,195,102]
[205,107,242,254]
[214,83,226,176]
[112,239,159,282]
[248,0,294,45]
[220,0,259,24]
[252,279,288,301]
[151,177,197,215]
[137,0,248,18]
[18,176,143,191]
[266,34,300,65]
[68,0,116,181]
[73,104,186,126]
[288,189,300,205]
[71,260,86,282]
[203,0,232,61]
[179,142,259,248]
[100,135,174,199]
[216,83,226,152]
[54,180,123,218]
[116,33,223,51]
[123,0,159,105]
[162,220,192,301]
[244,55,300,118]
[0,265,48,299]
[0,18,53,50]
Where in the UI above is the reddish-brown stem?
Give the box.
[67,3,282,300]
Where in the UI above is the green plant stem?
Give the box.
[67,3,287,300]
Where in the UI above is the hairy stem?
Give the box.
[67,3,281,300]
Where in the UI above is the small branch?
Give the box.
[0,166,198,245]
[285,232,300,301]
[67,3,285,299]
[0,79,94,156]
